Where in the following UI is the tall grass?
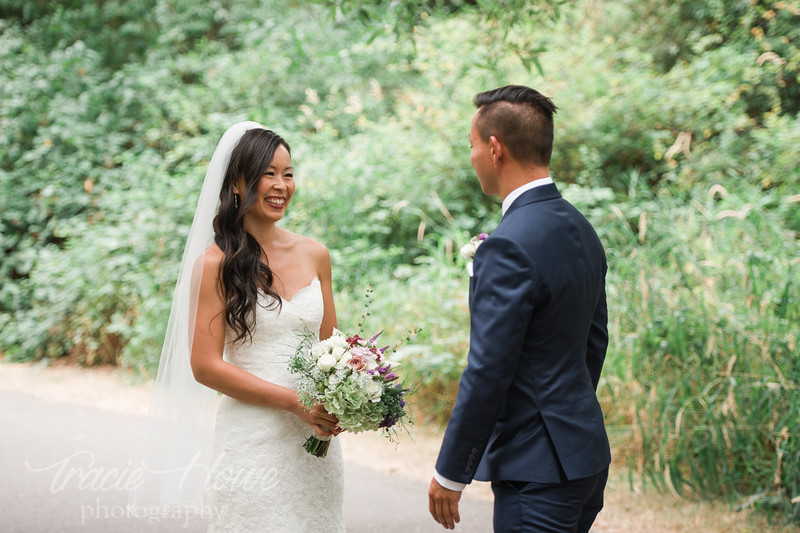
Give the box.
[598,186,800,522]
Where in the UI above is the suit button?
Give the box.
[471,448,479,455]
[466,460,473,467]
[465,466,472,474]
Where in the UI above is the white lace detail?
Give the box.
[208,277,345,532]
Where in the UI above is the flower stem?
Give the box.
[303,435,331,458]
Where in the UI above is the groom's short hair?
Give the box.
[473,85,557,167]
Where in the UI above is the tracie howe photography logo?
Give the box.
[25,449,281,494]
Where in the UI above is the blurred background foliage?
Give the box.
[1,0,798,524]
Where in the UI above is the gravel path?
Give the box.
[1,360,792,533]
[0,388,495,532]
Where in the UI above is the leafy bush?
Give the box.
[1,0,799,524]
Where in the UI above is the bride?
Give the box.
[130,122,346,532]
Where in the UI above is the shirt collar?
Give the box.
[501,177,553,215]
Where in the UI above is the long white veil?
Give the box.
[129,121,266,512]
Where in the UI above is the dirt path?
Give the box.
[1,360,795,532]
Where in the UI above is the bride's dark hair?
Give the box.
[212,128,289,344]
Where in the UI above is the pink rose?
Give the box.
[347,356,367,372]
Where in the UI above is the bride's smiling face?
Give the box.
[238,145,295,224]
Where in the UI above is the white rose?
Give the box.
[459,240,479,260]
[329,330,349,348]
[332,345,348,361]
[311,343,327,360]
[317,332,346,352]
[316,353,337,372]
[314,338,331,354]
[460,233,488,261]
[365,380,383,402]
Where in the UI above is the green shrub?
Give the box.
[1,0,799,524]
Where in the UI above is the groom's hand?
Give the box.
[428,478,461,530]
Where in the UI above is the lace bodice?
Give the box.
[223,277,324,387]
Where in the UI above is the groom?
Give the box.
[429,85,611,532]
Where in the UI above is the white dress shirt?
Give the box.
[501,177,553,216]
[434,176,554,492]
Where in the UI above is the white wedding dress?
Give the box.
[208,277,345,532]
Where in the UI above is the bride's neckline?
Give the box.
[279,276,319,303]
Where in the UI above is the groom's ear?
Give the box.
[489,135,504,164]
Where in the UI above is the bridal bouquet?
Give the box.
[289,327,412,458]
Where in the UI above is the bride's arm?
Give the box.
[190,246,338,436]
[314,243,338,341]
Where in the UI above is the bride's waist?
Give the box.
[215,396,306,434]
[224,360,296,386]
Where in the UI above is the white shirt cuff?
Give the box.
[433,470,466,492]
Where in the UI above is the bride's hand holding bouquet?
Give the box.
[295,402,342,439]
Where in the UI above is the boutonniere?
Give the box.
[460,233,488,276]
[460,232,489,261]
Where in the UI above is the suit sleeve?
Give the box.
[434,236,535,484]
[586,259,608,391]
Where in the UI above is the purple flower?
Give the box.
[379,416,397,429]
[478,232,489,240]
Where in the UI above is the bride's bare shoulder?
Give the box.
[194,243,224,274]
[205,243,225,261]
[278,228,324,253]
[281,230,331,273]
[289,232,329,259]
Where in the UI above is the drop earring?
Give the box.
[234,193,240,209]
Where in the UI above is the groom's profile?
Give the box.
[429,85,611,532]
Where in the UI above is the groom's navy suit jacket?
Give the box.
[436,183,611,485]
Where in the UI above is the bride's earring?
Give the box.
[234,193,240,209]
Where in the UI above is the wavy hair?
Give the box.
[212,128,290,344]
